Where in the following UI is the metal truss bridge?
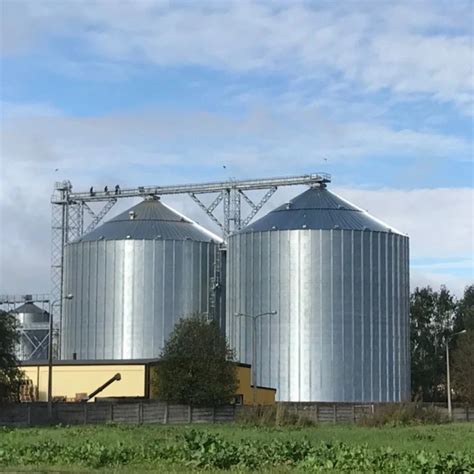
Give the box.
[50,172,331,329]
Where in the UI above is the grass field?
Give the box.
[1,423,473,472]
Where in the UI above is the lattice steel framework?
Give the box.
[0,294,52,361]
[51,173,331,332]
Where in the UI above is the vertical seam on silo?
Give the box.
[361,232,365,401]
[172,240,176,328]
[319,229,323,396]
[341,229,345,401]
[330,230,334,400]
[268,232,271,389]
[351,230,355,402]
[161,241,166,350]
[297,231,301,401]
[151,242,155,355]
[308,230,312,401]
[385,234,389,401]
[259,232,263,387]
[378,233,382,402]
[370,232,373,402]
[101,241,105,359]
[278,231,282,397]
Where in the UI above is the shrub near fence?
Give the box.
[0,402,236,427]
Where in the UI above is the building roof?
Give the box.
[76,197,222,243]
[240,185,405,234]
[12,302,48,315]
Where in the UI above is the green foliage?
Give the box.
[451,330,474,403]
[0,427,472,472]
[0,310,23,402]
[358,403,447,427]
[410,286,457,402]
[237,404,315,427]
[454,285,474,332]
[153,314,238,406]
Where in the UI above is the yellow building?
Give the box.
[20,359,275,406]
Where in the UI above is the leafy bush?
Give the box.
[358,403,448,427]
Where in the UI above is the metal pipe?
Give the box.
[235,311,277,406]
[84,373,121,401]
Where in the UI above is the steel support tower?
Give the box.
[51,173,331,329]
[0,294,52,361]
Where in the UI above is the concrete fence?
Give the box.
[278,402,474,424]
[0,401,236,426]
[1,401,472,427]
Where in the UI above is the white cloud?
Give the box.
[1,1,472,111]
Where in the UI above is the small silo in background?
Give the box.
[13,299,50,360]
[227,182,410,402]
[62,196,223,360]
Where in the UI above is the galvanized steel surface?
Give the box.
[62,199,218,360]
[227,187,410,402]
[13,302,49,361]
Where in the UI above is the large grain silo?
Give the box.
[227,183,410,402]
[62,196,222,360]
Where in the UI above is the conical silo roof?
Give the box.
[78,197,222,242]
[241,185,403,234]
[13,302,48,316]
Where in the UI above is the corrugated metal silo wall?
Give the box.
[62,239,216,360]
[226,229,410,402]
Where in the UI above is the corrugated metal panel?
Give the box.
[227,229,410,402]
[62,239,216,360]
[242,186,402,233]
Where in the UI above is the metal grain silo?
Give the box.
[227,183,410,402]
[13,302,50,360]
[62,196,222,360]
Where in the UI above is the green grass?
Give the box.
[0,423,473,472]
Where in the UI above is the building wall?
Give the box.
[21,364,146,401]
[236,365,275,405]
[20,362,275,405]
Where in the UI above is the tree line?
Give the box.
[411,284,473,403]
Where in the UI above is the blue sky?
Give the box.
[0,0,473,296]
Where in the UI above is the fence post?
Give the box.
[163,402,169,424]
[352,405,356,423]
[212,406,216,424]
[84,403,88,424]
[333,404,337,423]
[188,405,192,423]
[110,404,114,423]
[27,405,31,426]
[138,403,143,424]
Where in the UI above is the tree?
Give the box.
[153,315,238,406]
[0,310,23,402]
[454,285,474,332]
[410,286,456,402]
[451,330,474,403]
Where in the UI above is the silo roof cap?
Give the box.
[240,186,405,234]
[76,198,223,243]
[12,302,48,315]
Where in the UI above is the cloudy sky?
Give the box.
[0,0,473,297]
